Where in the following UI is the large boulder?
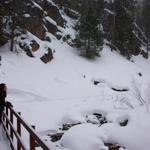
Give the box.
[40,48,53,63]
[19,42,34,58]
[30,40,40,52]
[141,50,149,59]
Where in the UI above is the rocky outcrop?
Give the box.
[141,50,149,59]
[43,1,66,27]
[0,0,71,62]
[30,40,40,52]
[1,0,68,41]
[22,17,46,40]
[40,48,53,63]
[19,42,34,57]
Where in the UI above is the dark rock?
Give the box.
[44,19,58,35]
[31,40,40,52]
[93,113,107,125]
[93,113,102,119]
[111,87,129,92]
[19,42,34,57]
[62,34,71,42]
[141,50,148,59]
[44,36,51,42]
[138,72,142,77]
[61,123,80,131]
[93,81,100,85]
[104,143,123,150]
[48,132,64,142]
[23,17,46,39]
[55,33,62,40]
[40,48,53,63]
[119,119,128,127]
[44,1,66,27]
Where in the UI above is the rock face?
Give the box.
[1,0,74,63]
[23,17,46,40]
[44,19,58,35]
[43,1,66,27]
[17,0,65,40]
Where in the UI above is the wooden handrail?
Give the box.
[2,119,17,150]
[3,113,27,150]
[2,105,51,150]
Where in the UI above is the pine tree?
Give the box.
[0,5,7,46]
[113,0,137,59]
[0,9,4,46]
[75,1,103,58]
[142,0,150,51]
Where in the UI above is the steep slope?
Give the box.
[0,0,76,62]
[0,0,150,150]
[0,38,150,149]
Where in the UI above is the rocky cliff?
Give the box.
[1,0,78,62]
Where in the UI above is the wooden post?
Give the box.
[6,106,9,129]
[10,108,14,141]
[30,125,36,150]
[17,112,21,150]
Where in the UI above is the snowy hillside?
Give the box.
[1,0,150,149]
[0,35,150,150]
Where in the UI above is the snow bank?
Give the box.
[61,123,107,150]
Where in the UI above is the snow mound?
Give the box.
[60,123,107,150]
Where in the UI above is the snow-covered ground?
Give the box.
[0,36,150,150]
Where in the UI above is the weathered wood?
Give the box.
[9,106,50,150]
[3,112,27,150]
[30,125,36,150]
[2,105,51,150]
[10,108,14,141]
[2,119,17,150]
[6,106,8,129]
[17,112,21,150]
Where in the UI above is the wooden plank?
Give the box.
[2,118,17,150]
[2,106,51,150]
[9,107,50,150]
[10,108,14,141]
[17,112,21,150]
[30,126,36,150]
[6,106,9,129]
[3,113,28,150]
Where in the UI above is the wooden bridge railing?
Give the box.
[2,105,51,150]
